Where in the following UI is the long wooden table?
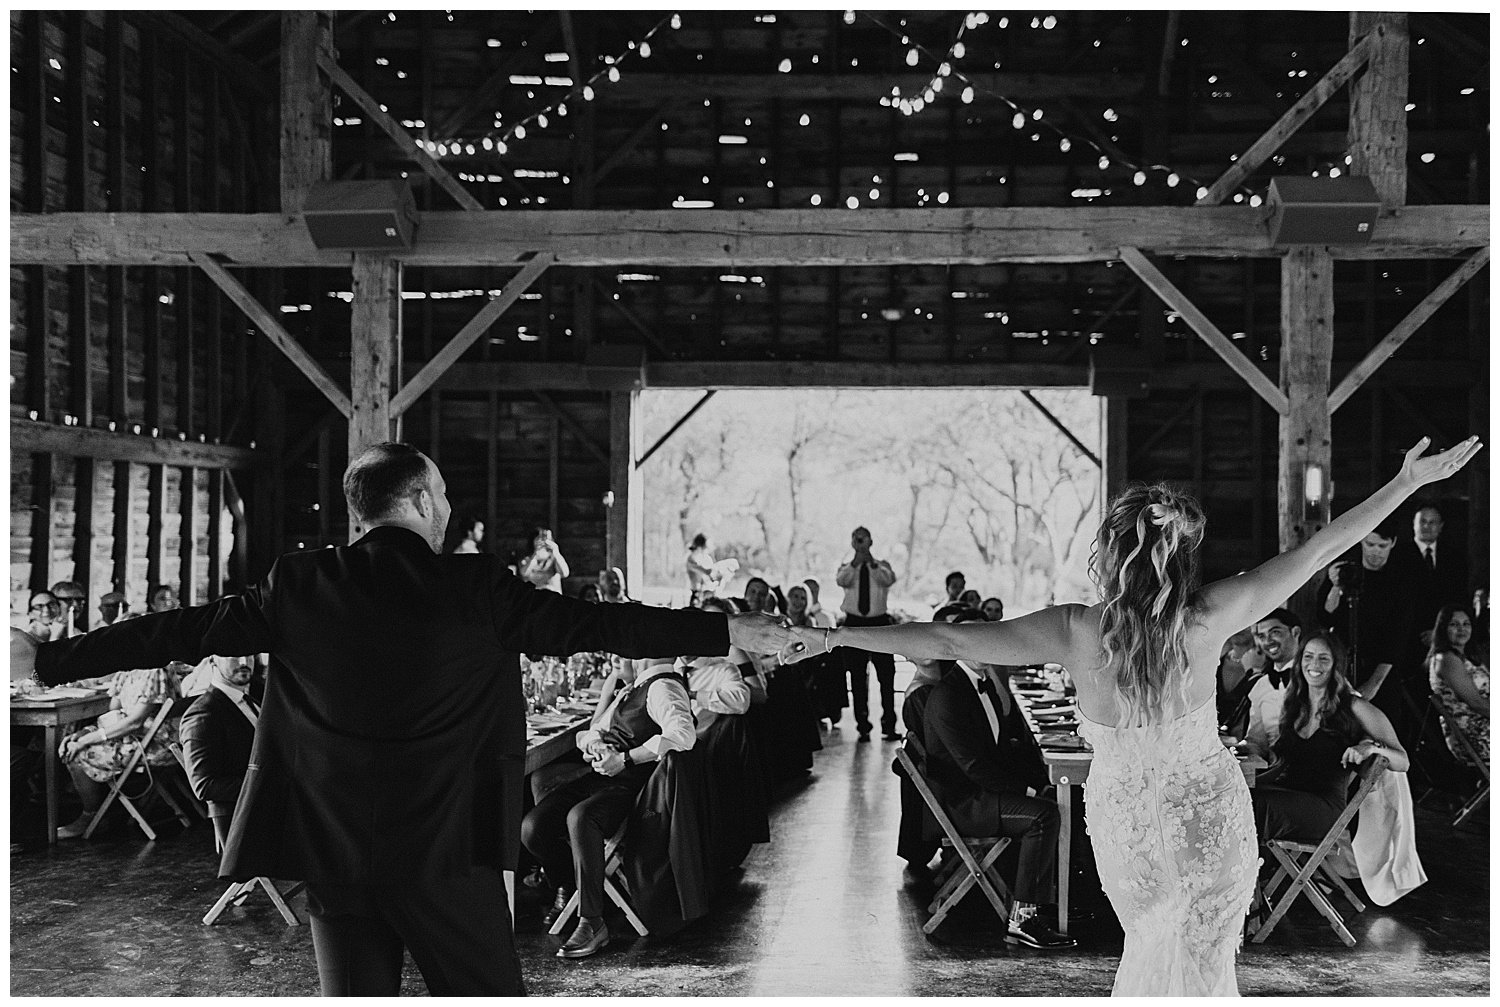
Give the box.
[1011,683,1265,936]
[11,690,114,844]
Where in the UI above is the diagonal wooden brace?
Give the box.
[390,253,555,417]
[189,253,352,418]
[1329,246,1489,412]
[1119,247,1289,413]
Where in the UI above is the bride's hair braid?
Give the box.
[1090,483,1207,724]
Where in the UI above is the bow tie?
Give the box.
[1266,668,1288,690]
[976,678,997,698]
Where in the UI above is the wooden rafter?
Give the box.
[532,391,610,466]
[1195,30,1377,206]
[189,253,353,418]
[591,71,1144,102]
[594,278,672,358]
[1329,247,1490,412]
[636,391,716,470]
[1020,390,1101,468]
[316,50,484,212]
[12,419,257,469]
[146,12,273,99]
[1119,247,1289,413]
[593,101,681,188]
[389,253,555,416]
[13,206,1486,268]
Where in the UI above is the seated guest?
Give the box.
[802,578,830,627]
[1253,633,1408,844]
[24,590,64,641]
[576,583,602,604]
[1472,586,1490,666]
[50,581,87,636]
[680,654,752,738]
[179,655,259,843]
[939,571,965,609]
[97,590,128,627]
[1243,608,1301,758]
[599,566,630,604]
[699,598,765,706]
[922,655,1075,949]
[147,583,180,613]
[521,657,694,960]
[980,597,1005,623]
[787,585,842,727]
[1427,605,1489,769]
[56,662,193,838]
[958,589,982,611]
[895,604,981,871]
[1214,627,1261,734]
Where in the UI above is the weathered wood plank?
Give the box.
[1348,14,1409,210]
[1329,247,1489,412]
[348,255,403,530]
[1278,248,1335,554]
[1120,247,1289,413]
[12,207,1488,268]
[281,12,332,213]
[11,420,258,469]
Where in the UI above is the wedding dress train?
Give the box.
[1077,700,1257,996]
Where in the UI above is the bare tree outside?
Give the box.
[637,389,1101,617]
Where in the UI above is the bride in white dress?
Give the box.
[785,435,1480,996]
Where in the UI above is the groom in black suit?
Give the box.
[12,442,799,996]
[923,659,1075,949]
[179,655,260,845]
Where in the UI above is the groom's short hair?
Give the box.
[344,442,431,523]
[1258,607,1301,632]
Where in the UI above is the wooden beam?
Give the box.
[207,468,224,599]
[147,12,273,100]
[317,50,484,212]
[1348,14,1409,210]
[1329,247,1489,412]
[1020,390,1102,468]
[389,253,554,416]
[64,14,92,427]
[13,206,1488,267]
[190,253,352,417]
[71,458,96,606]
[606,392,635,578]
[581,70,1143,102]
[280,12,332,213]
[636,391,716,470]
[595,278,672,358]
[27,454,53,592]
[146,464,167,596]
[1119,247,1289,413]
[1195,31,1376,206]
[110,461,134,595]
[1278,248,1335,553]
[532,391,610,467]
[348,255,403,529]
[11,419,258,469]
[179,466,197,605]
[1103,397,1128,499]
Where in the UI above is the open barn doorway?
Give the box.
[634,388,1103,620]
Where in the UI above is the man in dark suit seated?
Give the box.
[179,655,259,845]
[12,442,800,996]
[923,658,1076,950]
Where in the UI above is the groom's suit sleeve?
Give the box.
[927,681,1029,797]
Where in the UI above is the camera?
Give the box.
[1333,560,1363,598]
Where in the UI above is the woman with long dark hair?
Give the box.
[1427,604,1489,768]
[1253,632,1407,842]
[785,435,1480,995]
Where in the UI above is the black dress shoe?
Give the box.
[883,731,904,742]
[558,917,610,959]
[542,886,574,929]
[857,731,872,743]
[1005,915,1077,950]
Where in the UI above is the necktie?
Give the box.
[1425,545,1436,570]
[244,692,260,716]
[858,563,870,615]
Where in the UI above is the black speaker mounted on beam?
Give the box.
[1265,176,1381,245]
[302,179,418,250]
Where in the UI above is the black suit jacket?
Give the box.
[179,687,256,819]
[1393,538,1469,628]
[922,670,1050,832]
[38,525,729,884]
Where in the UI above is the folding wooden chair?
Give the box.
[82,698,197,841]
[1431,700,1489,827]
[204,876,306,926]
[1250,756,1388,947]
[546,820,650,938]
[895,735,1011,935]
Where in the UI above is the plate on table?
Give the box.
[1038,734,1089,751]
[15,686,102,702]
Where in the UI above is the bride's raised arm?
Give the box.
[1198,435,1482,636]
[785,603,1092,669]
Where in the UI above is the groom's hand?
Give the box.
[779,625,829,665]
[726,612,804,659]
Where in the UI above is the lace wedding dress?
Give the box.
[1077,699,1257,996]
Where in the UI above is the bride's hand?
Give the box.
[1400,435,1483,488]
[779,625,828,665]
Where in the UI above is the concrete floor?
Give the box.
[10,700,1490,997]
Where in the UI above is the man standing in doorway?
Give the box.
[12,441,800,996]
[834,526,901,742]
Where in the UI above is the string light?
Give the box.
[890,11,987,116]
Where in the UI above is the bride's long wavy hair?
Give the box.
[1089,482,1207,724]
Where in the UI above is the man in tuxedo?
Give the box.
[1243,608,1301,758]
[922,658,1075,949]
[179,655,259,845]
[834,526,901,741]
[11,441,798,996]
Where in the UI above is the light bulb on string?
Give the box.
[1012,112,1025,129]
[1133,171,1146,185]
[1166,172,1180,187]
[670,13,681,29]
[1098,155,1109,170]
[907,49,919,66]
[639,41,651,58]
[608,66,620,83]
[961,86,974,103]
[1059,138,1071,153]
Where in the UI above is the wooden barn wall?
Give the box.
[1120,256,1487,590]
[9,11,269,623]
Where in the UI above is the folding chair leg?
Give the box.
[1454,785,1489,827]
[928,862,972,914]
[204,881,254,925]
[547,889,582,936]
[924,840,1011,935]
[1301,876,1356,947]
[1252,845,1306,943]
[114,795,159,841]
[259,878,304,926]
[155,779,195,828]
[1319,863,1365,914]
[603,877,649,937]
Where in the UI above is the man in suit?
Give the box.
[11,442,798,996]
[922,658,1075,949]
[1395,504,1470,628]
[834,526,901,741]
[179,655,259,845]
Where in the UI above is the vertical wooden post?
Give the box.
[1348,13,1409,211]
[110,462,134,597]
[348,255,403,539]
[71,459,96,617]
[280,12,333,213]
[1278,249,1335,604]
[146,465,167,596]
[179,468,198,605]
[1102,397,1129,501]
[548,415,561,534]
[317,428,332,545]
[206,469,224,600]
[487,393,500,542]
[607,392,640,589]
